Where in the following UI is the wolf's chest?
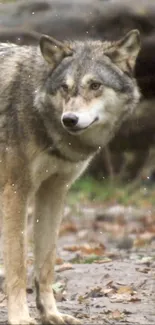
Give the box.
[30,151,90,191]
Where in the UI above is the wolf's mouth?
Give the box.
[65,117,98,134]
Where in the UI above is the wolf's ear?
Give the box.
[108,30,141,74]
[40,35,73,66]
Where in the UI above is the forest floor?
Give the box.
[0,177,155,324]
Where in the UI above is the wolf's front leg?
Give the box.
[2,181,36,325]
[34,175,80,325]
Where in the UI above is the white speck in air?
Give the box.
[46,169,48,173]
[36,219,39,223]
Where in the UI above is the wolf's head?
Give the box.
[39,30,140,147]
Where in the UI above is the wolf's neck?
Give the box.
[47,127,97,163]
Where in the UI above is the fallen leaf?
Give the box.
[102,287,115,296]
[64,245,80,252]
[136,267,150,274]
[64,243,105,256]
[110,309,124,320]
[130,296,141,302]
[117,286,134,295]
[81,243,105,255]
[59,222,77,236]
[56,257,64,265]
[56,263,74,272]
[110,292,141,303]
[134,231,155,247]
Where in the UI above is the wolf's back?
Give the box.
[0,44,43,149]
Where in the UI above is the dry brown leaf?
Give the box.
[56,257,64,265]
[106,280,114,287]
[59,222,77,236]
[117,286,134,295]
[134,238,149,247]
[130,296,141,302]
[110,292,140,303]
[63,243,105,255]
[56,263,73,273]
[110,293,129,303]
[110,309,124,320]
[64,245,80,252]
[134,232,155,247]
[136,267,150,274]
[82,243,105,255]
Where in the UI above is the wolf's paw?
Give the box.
[42,312,81,325]
[62,314,81,324]
[9,316,37,325]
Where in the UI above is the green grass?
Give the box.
[70,254,112,264]
[68,176,155,208]
[1,0,17,2]
[69,176,130,205]
[2,0,16,2]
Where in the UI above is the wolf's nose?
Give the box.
[62,113,78,128]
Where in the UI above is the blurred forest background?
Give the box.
[1,0,155,207]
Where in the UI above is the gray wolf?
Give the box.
[0,30,140,324]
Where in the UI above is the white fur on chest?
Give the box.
[30,151,91,191]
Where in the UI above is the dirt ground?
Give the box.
[0,197,155,324]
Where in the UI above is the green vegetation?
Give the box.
[69,176,155,208]
[70,254,111,264]
[1,0,16,3]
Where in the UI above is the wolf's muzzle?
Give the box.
[62,113,78,128]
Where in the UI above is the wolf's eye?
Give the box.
[61,83,68,92]
[90,82,101,91]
